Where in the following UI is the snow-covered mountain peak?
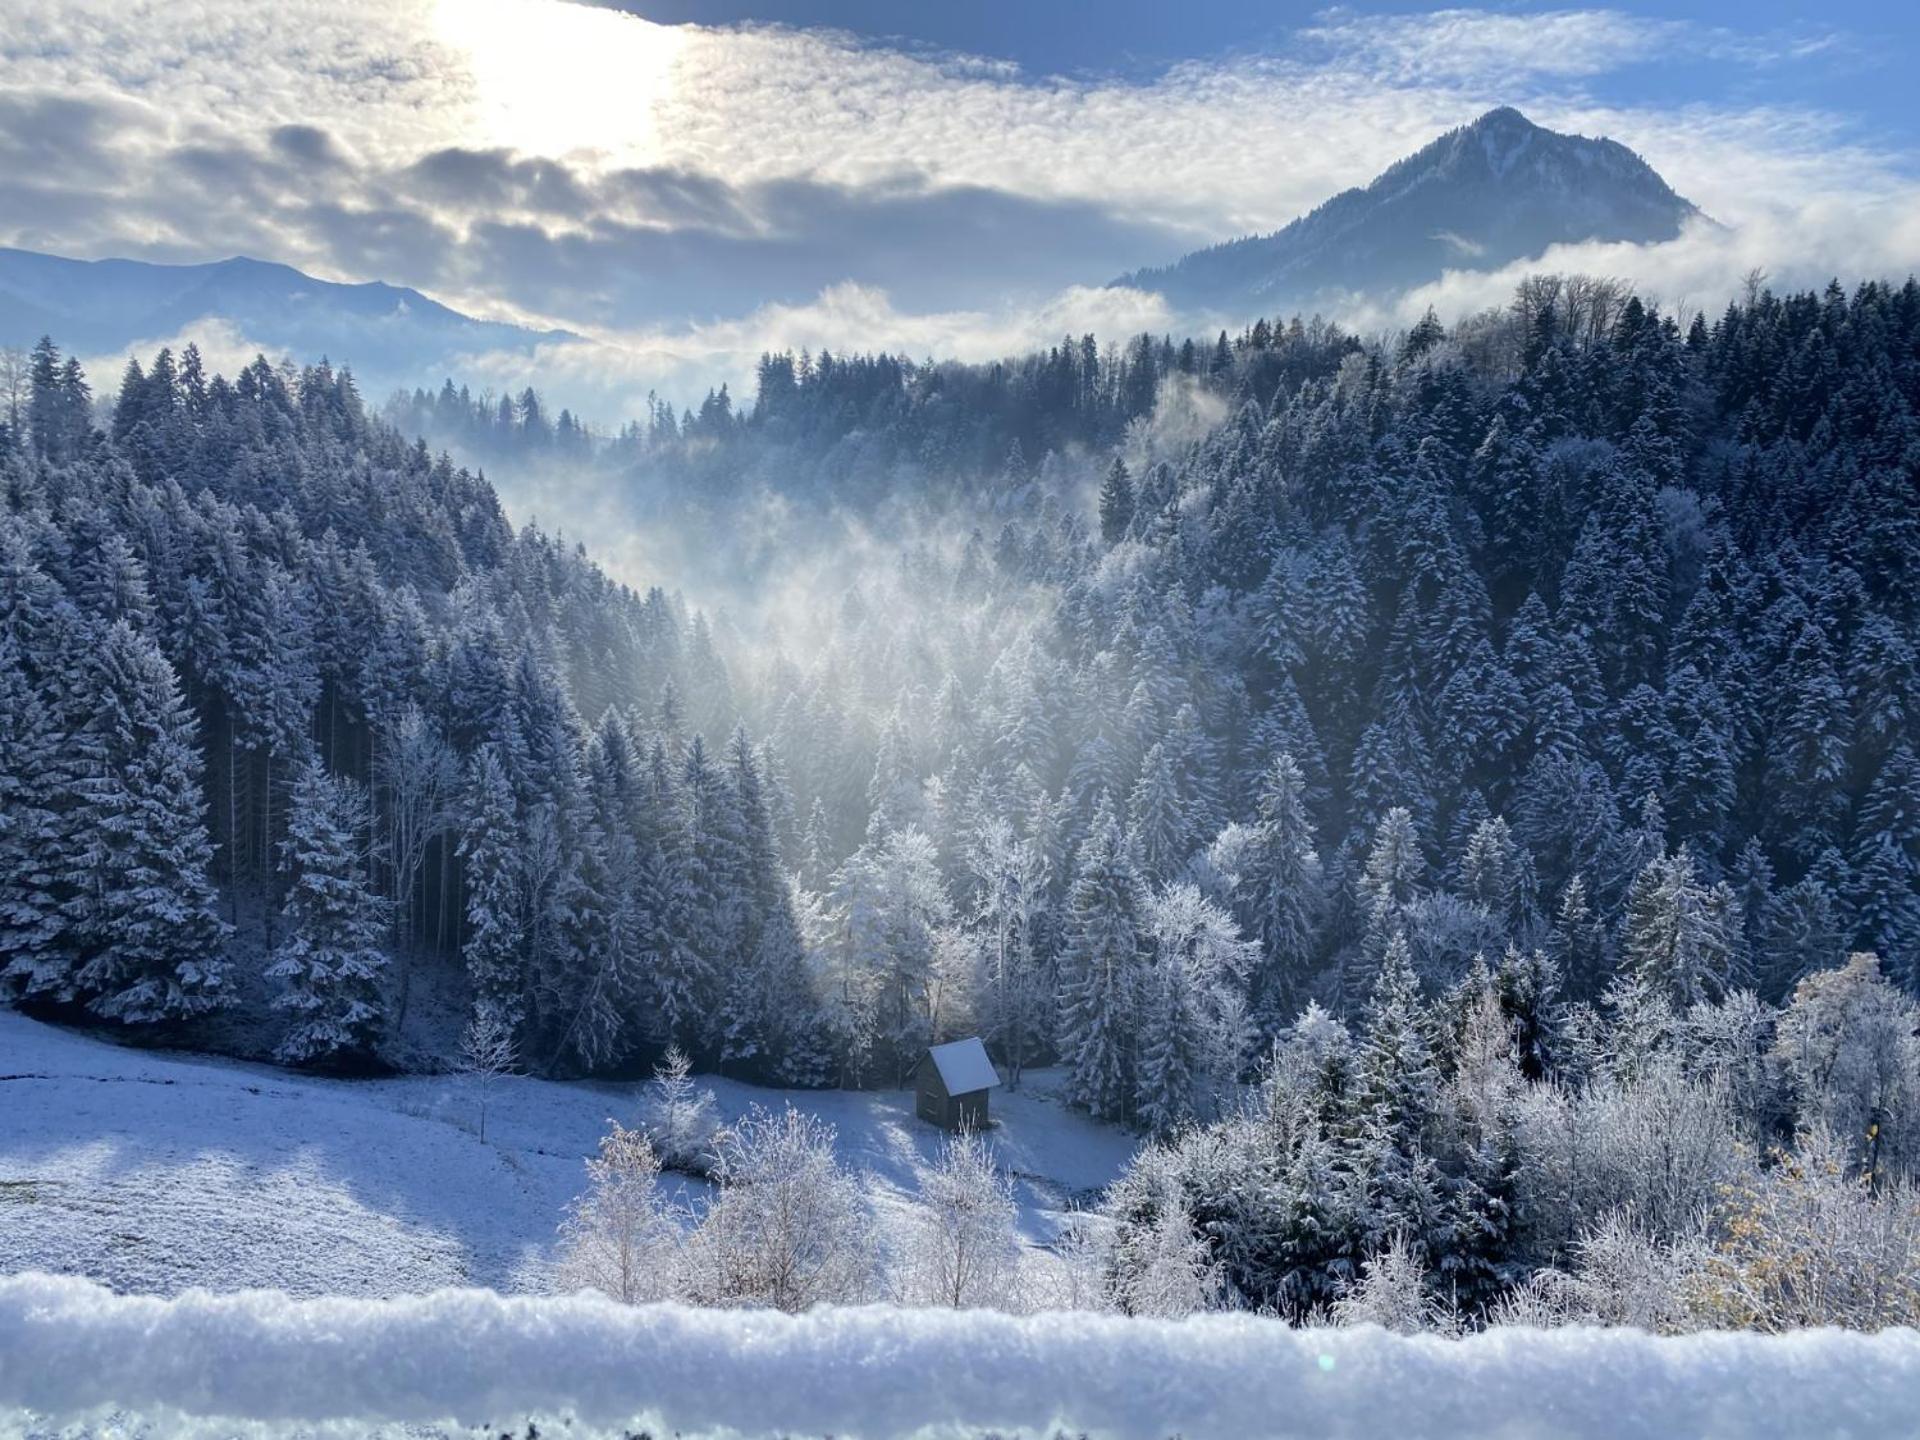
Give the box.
[1116,108,1701,319]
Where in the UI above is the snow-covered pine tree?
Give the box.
[670,732,743,1047]
[1460,816,1523,940]
[1349,930,1448,1256]
[1759,876,1845,1001]
[1135,955,1197,1137]
[1238,752,1326,1023]
[1621,847,1733,1008]
[1058,798,1143,1123]
[1347,805,1425,1007]
[0,634,71,995]
[1850,746,1920,978]
[227,560,319,942]
[0,522,90,999]
[1125,740,1188,881]
[69,621,228,1022]
[1098,456,1134,545]
[1767,617,1853,862]
[550,714,643,1073]
[267,759,389,1065]
[460,744,526,1024]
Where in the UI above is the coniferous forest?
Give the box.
[5,274,1920,1326]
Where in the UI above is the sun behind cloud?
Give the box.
[433,0,688,162]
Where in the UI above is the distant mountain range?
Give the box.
[2,108,1706,403]
[0,248,568,394]
[1117,107,1703,320]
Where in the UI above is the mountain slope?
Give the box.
[1118,107,1702,318]
[0,248,570,390]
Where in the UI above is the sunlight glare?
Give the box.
[433,0,686,161]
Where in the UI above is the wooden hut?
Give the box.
[914,1037,1001,1131]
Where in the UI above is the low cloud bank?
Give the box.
[3,1271,1917,1439]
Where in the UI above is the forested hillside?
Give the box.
[0,337,810,1074]
[4,278,1918,1091]
[5,274,1920,1326]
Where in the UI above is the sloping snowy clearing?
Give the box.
[4,1272,1919,1440]
[0,1011,1133,1297]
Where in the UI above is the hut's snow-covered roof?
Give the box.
[926,1037,1000,1094]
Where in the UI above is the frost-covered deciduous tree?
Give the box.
[1694,1128,1920,1331]
[822,825,953,1082]
[375,703,456,1002]
[1331,1233,1461,1334]
[639,1044,719,1175]
[1513,1058,1742,1253]
[1110,1172,1222,1318]
[685,1105,877,1312]
[458,1002,518,1143]
[1492,1212,1703,1333]
[1136,882,1256,1133]
[964,817,1046,1085]
[900,1130,1020,1308]
[1771,952,1920,1180]
[556,1119,681,1304]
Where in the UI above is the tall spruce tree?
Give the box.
[1099,457,1135,544]
[1238,753,1326,1024]
[460,745,526,1025]
[1058,799,1143,1123]
[268,761,389,1064]
[69,622,228,1022]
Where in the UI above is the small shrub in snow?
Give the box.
[1692,1128,1920,1331]
[1330,1234,1461,1335]
[639,1045,719,1176]
[684,1104,878,1312]
[556,1119,681,1304]
[899,1129,1021,1308]
[458,1003,518,1143]
[1490,1212,1703,1333]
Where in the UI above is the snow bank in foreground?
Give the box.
[2,1273,1917,1440]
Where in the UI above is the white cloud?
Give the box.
[453,281,1176,417]
[75,317,278,400]
[1294,9,1842,88]
[1370,200,1920,334]
[1299,8,1688,84]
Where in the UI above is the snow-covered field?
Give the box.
[0,1010,1135,1298]
[8,1014,1920,1439]
[6,1272,1920,1440]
